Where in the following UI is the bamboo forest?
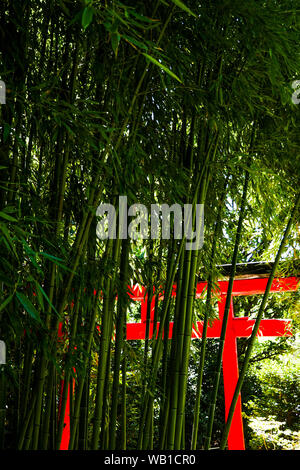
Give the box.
[0,0,299,455]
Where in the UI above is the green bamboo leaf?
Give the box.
[35,282,59,316]
[0,293,14,313]
[21,239,43,273]
[39,252,75,273]
[1,206,17,213]
[0,223,18,258]
[34,282,44,311]
[170,0,197,17]
[111,32,120,56]
[122,34,148,51]
[0,211,17,222]
[142,53,182,83]
[16,292,43,324]
[82,6,93,30]
[129,10,159,23]
[40,252,64,263]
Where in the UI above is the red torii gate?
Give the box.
[59,273,298,450]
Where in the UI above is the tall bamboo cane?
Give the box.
[191,178,228,449]
[91,236,120,449]
[109,238,129,449]
[204,165,251,450]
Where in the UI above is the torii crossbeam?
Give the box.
[59,266,299,450]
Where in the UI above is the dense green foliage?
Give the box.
[0,0,299,450]
[243,337,300,449]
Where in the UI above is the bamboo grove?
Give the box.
[0,0,299,451]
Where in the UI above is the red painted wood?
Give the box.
[58,380,72,450]
[219,297,245,450]
[59,275,298,450]
[232,318,293,338]
[194,276,299,297]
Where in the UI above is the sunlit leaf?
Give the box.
[111,32,120,56]
[170,0,197,17]
[16,292,43,325]
[142,53,182,83]
[82,6,93,30]
[0,211,17,222]
[0,293,14,313]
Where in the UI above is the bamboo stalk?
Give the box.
[20,341,34,424]
[109,238,129,449]
[56,299,80,449]
[101,343,112,450]
[121,347,127,450]
[66,230,103,449]
[137,240,182,449]
[167,249,192,449]
[23,394,37,450]
[159,247,183,449]
[91,235,120,450]
[204,166,251,450]
[67,276,104,450]
[174,222,199,448]
[174,172,207,449]
[137,159,211,447]
[41,363,55,449]
[191,178,228,450]
[78,364,90,450]
[91,277,112,450]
